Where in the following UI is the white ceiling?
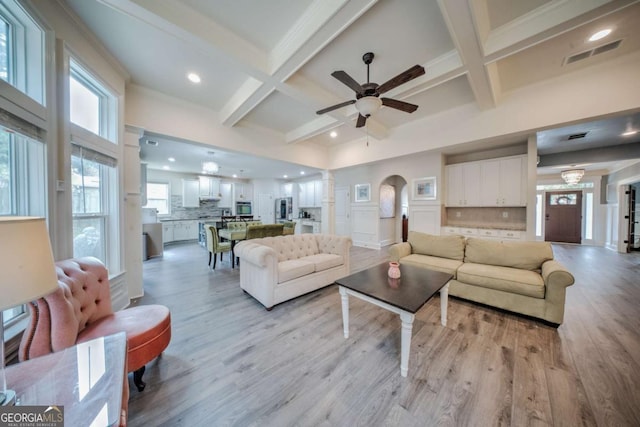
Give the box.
[63,0,640,177]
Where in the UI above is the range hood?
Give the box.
[199,195,221,201]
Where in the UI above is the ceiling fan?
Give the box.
[316,52,425,128]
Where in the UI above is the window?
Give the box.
[68,56,120,275]
[1,16,9,82]
[145,182,170,215]
[550,193,578,205]
[0,124,47,327]
[535,194,543,238]
[71,145,119,273]
[0,0,45,104]
[69,60,116,142]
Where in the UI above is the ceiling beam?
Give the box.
[438,0,496,110]
[539,142,640,167]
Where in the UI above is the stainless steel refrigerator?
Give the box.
[275,197,293,222]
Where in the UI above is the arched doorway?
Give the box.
[379,175,408,246]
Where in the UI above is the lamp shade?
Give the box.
[355,96,382,117]
[0,217,58,310]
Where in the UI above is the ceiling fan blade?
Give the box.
[377,65,425,94]
[332,70,364,94]
[381,98,419,113]
[356,114,367,128]
[316,99,356,115]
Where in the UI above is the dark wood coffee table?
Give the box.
[335,262,452,377]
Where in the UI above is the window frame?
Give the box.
[144,181,171,216]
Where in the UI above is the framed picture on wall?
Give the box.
[355,183,370,202]
[412,177,436,200]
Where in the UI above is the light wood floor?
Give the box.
[128,242,640,426]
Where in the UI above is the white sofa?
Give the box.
[235,234,352,310]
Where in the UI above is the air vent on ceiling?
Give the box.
[567,132,588,140]
[564,39,623,65]
[146,140,158,146]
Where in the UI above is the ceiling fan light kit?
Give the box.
[317,52,425,128]
[561,169,585,185]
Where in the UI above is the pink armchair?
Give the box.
[18,257,172,423]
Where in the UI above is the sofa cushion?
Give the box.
[278,259,315,283]
[299,253,344,272]
[408,231,466,260]
[258,235,320,262]
[400,254,462,278]
[464,238,553,271]
[457,263,545,298]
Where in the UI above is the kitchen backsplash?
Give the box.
[443,207,526,230]
[166,196,231,220]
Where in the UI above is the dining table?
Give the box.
[218,228,246,268]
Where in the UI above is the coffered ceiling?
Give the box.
[63,0,640,176]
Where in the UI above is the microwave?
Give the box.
[236,201,252,215]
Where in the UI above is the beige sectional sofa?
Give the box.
[235,234,352,310]
[389,231,575,325]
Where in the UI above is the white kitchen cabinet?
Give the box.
[298,180,321,207]
[199,176,221,199]
[280,182,293,198]
[162,222,174,243]
[219,182,233,208]
[440,226,525,241]
[233,182,253,202]
[481,156,526,207]
[172,220,199,241]
[182,179,200,207]
[446,162,481,206]
[313,180,322,207]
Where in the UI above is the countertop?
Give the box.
[443,223,526,231]
[160,217,222,222]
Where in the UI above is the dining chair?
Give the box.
[206,225,232,269]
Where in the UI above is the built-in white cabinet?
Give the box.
[219,182,233,208]
[441,226,524,241]
[298,180,322,207]
[480,157,526,206]
[446,162,481,207]
[199,176,221,199]
[182,179,200,207]
[280,182,293,198]
[162,222,174,243]
[163,220,199,244]
[233,182,253,202]
[445,155,526,207]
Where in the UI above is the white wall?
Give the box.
[334,152,443,248]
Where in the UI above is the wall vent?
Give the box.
[564,39,623,65]
[567,132,588,140]
[146,140,159,146]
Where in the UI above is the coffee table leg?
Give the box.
[399,311,414,377]
[440,283,449,327]
[339,286,349,338]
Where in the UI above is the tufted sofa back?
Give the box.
[19,257,114,361]
[252,234,321,262]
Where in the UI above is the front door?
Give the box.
[545,191,582,244]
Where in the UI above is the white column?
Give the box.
[321,170,335,234]
[399,311,415,377]
[123,125,145,301]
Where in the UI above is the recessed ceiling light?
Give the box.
[168,157,175,162]
[187,72,201,83]
[162,165,170,170]
[232,174,237,178]
[622,130,638,136]
[300,171,305,175]
[283,174,288,178]
[329,131,338,138]
[589,29,612,42]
